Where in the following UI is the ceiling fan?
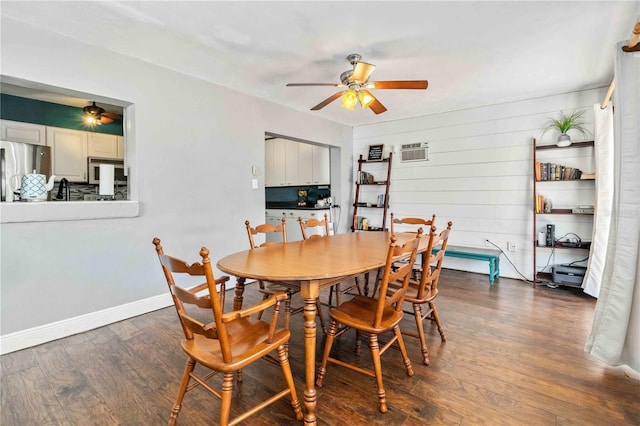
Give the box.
[286,54,428,114]
[82,102,121,125]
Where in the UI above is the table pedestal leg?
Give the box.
[303,296,317,425]
[233,277,246,311]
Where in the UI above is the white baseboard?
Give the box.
[0,293,173,355]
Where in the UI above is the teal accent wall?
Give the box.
[0,94,123,136]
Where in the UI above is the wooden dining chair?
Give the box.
[316,229,423,414]
[152,238,303,426]
[390,212,437,281]
[298,212,330,239]
[245,218,298,329]
[298,213,364,308]
[297,213,344,333]
[387,221,452,365]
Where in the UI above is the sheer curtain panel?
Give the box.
[585,40,640,372]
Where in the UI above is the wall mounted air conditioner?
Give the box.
[400,142,429,162]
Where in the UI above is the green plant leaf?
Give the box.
[541,109,589,138]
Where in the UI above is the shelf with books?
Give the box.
[352,153,392,232]
[532,138,595,286]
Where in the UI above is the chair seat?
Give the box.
[182,317,290,372]
[258,281,300,295]
[329,295,404,334]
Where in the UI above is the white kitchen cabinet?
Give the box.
[46,127,88,182]
[265,139,331,187]
[88,133,119,158]
[1,119,47,146]
[265,209,330,242]
[117,136,124,159]
[312,145,330,185]
[265,139,275,186]
[271,138,287,186]
[298,143,313,184]
[284,139,299,186]
[266,138,298,186]
[296,144,330,185]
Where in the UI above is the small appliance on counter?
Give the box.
[297,189,308,206]
[0,141,54,202]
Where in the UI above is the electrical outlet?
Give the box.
[507,241,517,252]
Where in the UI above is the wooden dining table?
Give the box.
[216,230,428,425]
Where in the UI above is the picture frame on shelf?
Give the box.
[367,144,384,161]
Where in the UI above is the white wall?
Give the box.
[352,89,605,281]
[0,18,353,349]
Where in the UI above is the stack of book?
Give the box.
[357,171,375,184]
[535,194,545,213]
[353,216,369,230]
[535,162,588,181]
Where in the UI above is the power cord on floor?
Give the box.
[485,239,531,283]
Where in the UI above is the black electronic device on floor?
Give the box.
[552,264,587,286]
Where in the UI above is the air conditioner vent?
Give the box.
[400,142,429,162]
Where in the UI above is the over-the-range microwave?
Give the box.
[88,157,127,185]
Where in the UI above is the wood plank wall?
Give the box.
[353,88,605,281]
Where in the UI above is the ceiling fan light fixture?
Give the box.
[359,90,375,108]
[82,101,105,125]
[341,89,357,110]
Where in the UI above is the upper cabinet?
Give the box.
[265,138,330,187]
[1,119,46,146]
[312,145,330,185]
[46,127,88,182]
[88,133,123,159]
[2,120,125,182]
[117,136,125,159]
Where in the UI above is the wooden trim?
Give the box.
[600,79,615,110]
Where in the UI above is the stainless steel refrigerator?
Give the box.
[0,140,53,202]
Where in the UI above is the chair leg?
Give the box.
[283,292,292,354]
[413,303,430,365]
[316,298,327,335]
[368,334,387,414]
[328,284,339,306]
[393,325,414,377]
[316,320,338,387]
[169,358,196,426]
[276,344,304,421]
[429,301,446,342]
[256,292,269,320]
[219,371,234,426]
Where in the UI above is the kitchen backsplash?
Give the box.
[54,182,127,201]
[266,185,330,206]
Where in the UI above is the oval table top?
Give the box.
[216,231,423,282]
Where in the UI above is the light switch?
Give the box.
[252,178,259,189]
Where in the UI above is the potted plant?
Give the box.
[542,109,590,147]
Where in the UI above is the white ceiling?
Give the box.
[2,1,638,127]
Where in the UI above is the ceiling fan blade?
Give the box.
[351,62,376,83]
[311,91,345,111]
[101,112,121,119]
[369,80,428,90]
[286,83,343,87]
[99,116,114,124]
[368,97,387,114]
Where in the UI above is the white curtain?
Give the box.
[585,41,640,372]
[582,105,613,297]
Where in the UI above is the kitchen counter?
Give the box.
[0,200,139,223]
[265,202,331,210]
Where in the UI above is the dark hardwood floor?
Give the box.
[2,269,639,425]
